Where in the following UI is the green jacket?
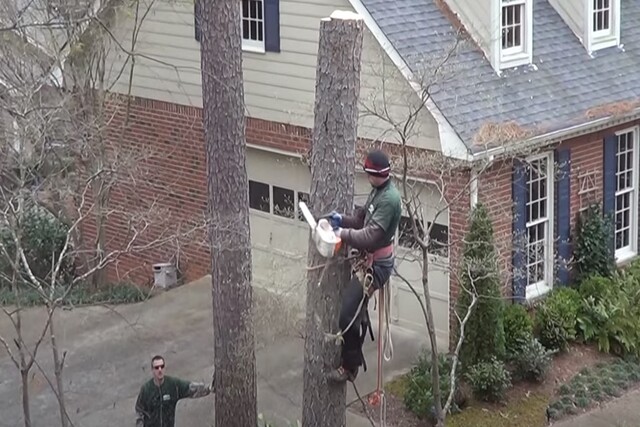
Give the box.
[135,376,212,427]
[341,178,402,251]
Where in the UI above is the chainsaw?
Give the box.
[298,201,342,258]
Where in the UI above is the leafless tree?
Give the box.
[0,1,205,426]
[358,28,544,426]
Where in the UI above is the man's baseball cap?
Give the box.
[363,149,391,177]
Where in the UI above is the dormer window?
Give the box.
[588,0,620,52]
[592,0,611,33]
[501,1,524,54]
[496,0,532,70]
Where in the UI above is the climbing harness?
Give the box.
[347,249,394,427]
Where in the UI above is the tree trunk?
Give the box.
[302,11,364,427]
[49,313,69,427]
[422,248,444,426]
[13,236,31,427]
[199,0,257,426]
[20,368,31,427]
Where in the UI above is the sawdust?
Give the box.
[473,121,534,147]
[584,100,640,120]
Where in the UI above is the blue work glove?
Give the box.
[328,211,342,230]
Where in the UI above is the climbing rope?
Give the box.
[383,280,394,362]
[366,281,393,427]
[323,254,373,342]
[308,248,394,427]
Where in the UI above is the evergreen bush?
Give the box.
[504,303,534,357]
[534,287,581,352]
[0,205,75,290]
[573,204,614,282]
[456,203,505,370]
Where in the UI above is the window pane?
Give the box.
[525,155,551,286]
[273,186,295,219]
[398,216,425,249]
[428,222,449,257]
[242,0,249,17]
[614,131,636,252]
[249,180,270,212]
[257,21,264,41]
[501,4,524,49]
[298,192,310,222]
[242,0,264,42]
[242,20,249,39]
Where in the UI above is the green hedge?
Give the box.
[0,205,75,290]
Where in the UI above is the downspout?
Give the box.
[470,167,478,209]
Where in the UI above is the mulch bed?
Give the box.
[348,343,617,427]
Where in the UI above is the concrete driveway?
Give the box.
[0,276,427,427]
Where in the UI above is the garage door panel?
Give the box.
[390,282,449,346]
[392,251,450,343]
[250,214,310,251]
[252,246,307,300]
[246,148,450,344]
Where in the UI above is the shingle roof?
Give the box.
[358,0,640,152]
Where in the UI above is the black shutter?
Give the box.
[264,0,280,52]
[512,158,527,303]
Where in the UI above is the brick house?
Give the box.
[69,0,640,348]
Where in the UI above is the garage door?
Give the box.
[246,147,450,345]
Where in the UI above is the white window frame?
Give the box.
[587,0,620,52]
[524,152,554,300]
[248,179,309,224]
[497,0,533,69]
[613,127,639,263]
[242,0,266,53]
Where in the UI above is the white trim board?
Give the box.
[347,0,472,162]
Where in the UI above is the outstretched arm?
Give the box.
[339,205,366,229]
[186,381,214,398]
[339,222,386,251]
[177,377,215,400]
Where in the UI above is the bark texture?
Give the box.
[302,13,364,427]
[199,1,257,426]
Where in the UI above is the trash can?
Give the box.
[153,263,177,289]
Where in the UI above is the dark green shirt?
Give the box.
[363,179,402,246]
[135,376,192,427]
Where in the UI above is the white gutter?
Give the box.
[473,107,640,162]
[347,0,472,162]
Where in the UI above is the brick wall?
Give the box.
[94,96,327,285]
[467,120,640,306]
[558,121,640,230]
[98,96,640,350]
[97,95,476,292]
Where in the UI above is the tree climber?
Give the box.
[327,148,402,383]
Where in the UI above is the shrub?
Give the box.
[577,272,640,356]
[503,303,534,356]
[534,288,581,352]
[404,352,463,419]
[0,205,75,290]
[0,282,149,307]
[511,337,554,383]
[465,357,512,403]
[578,275,614,302]
[456,203,505,370]
[547,358,640,420]
[572,204,615,282]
